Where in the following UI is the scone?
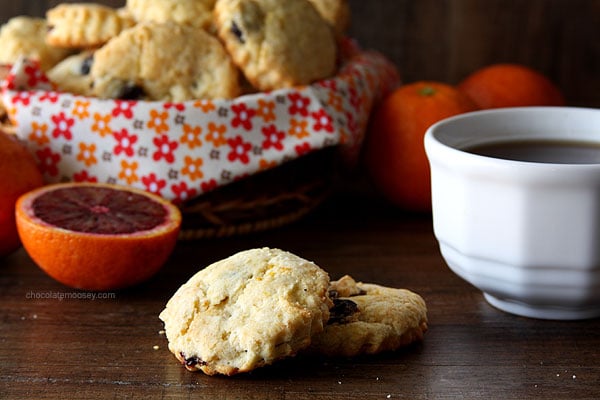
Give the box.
[308,275,428,357]
[213,0,337,91]
[90,21,241,101]
[159,248,332,376]
[46,3,135,49]
[47,51,95,96]
[307,0,351,38]
[0,16,71,71]
[126,0,216,31]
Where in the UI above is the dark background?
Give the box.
[1,0,598,107]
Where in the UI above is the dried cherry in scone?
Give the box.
[180,352,207,369]
[80,54,94,75]
[159,248,332,375]
[213,0,336,91]
[90,21,241,101]
[230,21,245,43]
[309,276,429,357]
[117,83,146,100]
[328,298,359,325]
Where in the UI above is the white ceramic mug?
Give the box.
[425,106,600,320]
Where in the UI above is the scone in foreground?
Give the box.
[309,275,428,357]
[159,248,332,376]
[160,248,428,375]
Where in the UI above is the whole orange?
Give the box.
[0,130,44,257]
[364,81,478,212]
[457,63,566,109]
[16,182,181,290]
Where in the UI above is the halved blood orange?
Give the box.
[15,182,182,291]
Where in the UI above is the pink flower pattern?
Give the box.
[231,103,256,130]
[142,173,167,196]
[113,129,138,157]
[112,100,137,119]
[171,182,197,204]
[262,125,286,151]
[152,134,178,163]
[51,112,75,140]
[227,136,253,164]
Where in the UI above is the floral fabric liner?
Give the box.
[1,40,399,203]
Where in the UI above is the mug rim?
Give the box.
[424,106,600,172]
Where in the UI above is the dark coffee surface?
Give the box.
[466,140,600,164]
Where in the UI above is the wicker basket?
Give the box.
[178,147,337,239]
[1,43,399,240]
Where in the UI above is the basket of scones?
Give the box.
[0,0,400,238]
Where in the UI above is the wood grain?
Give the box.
[0,3,599,396]
[347,0,599,107]
[0,0,597,106]
[2,194,600,399]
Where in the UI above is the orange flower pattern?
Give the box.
[147,109,169,134]
[3,42,400,202]
[119,160,139,185]
[205,122,227,147]
[91,113,112,137]
[181,156,204,181]
[76,142,97,167]
[257,99,276,122]
[288,118,309,139]
[180,124,202,149]
[28,121,49,146]
[72,99,90,120]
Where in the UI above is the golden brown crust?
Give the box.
[213,0,337,91]
[0,16,71,71]
[46,3,134,48]
[126,0,216,31]
[309,275,428,357]
[46,50,95,95]
[159,248,332,375]
[90,21,240,101]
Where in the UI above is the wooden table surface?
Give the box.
[0,2,598,398]
[2,191,600,399]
